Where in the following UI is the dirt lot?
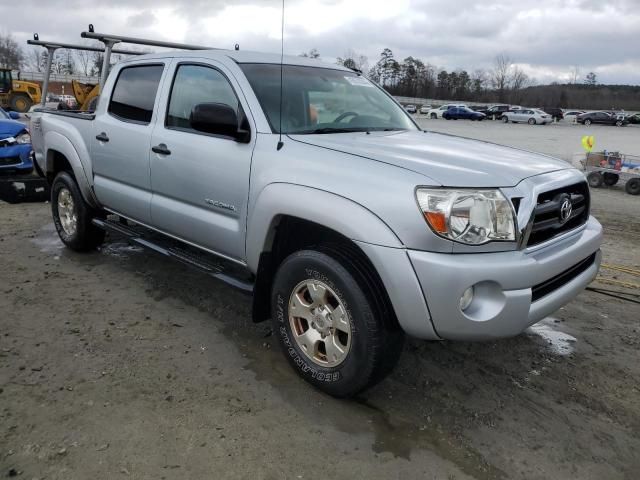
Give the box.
[1,183,639,479]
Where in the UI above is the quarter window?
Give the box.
[167,64,239,131]
[109,65,163,124]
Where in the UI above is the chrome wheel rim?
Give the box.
[57,187,77,236]
[288,279,352,367]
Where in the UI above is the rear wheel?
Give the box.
[603,173,619,186]
[10,93,32,113]
[430,113,437,119]
[615,120,623,127]
[51,171,105,251]
[271,248,404,397]
[625,178,640,195]
[587,171,603,188]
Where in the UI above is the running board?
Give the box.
[92,218,254,294]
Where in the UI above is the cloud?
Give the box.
[2,0,639,84]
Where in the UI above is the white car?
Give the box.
[502,108,552,125]
[427,103,467,119]
[419,105,432,114]
[563,110,586,123]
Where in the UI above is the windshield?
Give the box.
[239,64,417,134]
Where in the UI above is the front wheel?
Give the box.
[51,171,105,251]
[615,120,623,127]
[502,116,509,123]
[528,118,536,125]
[587,171,603,188]
[584,119,592,126]
[430,113,437,119]
[271,248,404,397]
[10,93,33,113]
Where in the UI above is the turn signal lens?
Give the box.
[424,211,447,233]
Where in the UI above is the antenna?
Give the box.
[277,0,285,151]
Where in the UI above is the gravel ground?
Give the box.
[415,116,640,161]
[1,127,639,478]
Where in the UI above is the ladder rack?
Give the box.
[81,24,224,89]
[27,34,144,107]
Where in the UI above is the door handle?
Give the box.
[152,144,171,155]
[95,132,109,142]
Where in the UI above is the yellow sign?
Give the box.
[581,135,595,152]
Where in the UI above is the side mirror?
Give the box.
[190,103,250,143]
[9,111,20,120]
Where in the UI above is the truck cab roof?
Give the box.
[119,49,352,71]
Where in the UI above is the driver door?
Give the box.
[149,60,255,262]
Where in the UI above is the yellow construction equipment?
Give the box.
[71,79,100,111]
[0,68,42,112]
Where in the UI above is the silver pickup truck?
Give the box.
[30,50,602,397]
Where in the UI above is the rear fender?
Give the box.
[44,131,98,207]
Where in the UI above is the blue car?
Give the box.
[0,107,33,175]
[442,106,486,121]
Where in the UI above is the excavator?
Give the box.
[0,68,42,112]
[70,79,100,111]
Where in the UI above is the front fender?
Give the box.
[44,131,98,207]
[245,182,403,271]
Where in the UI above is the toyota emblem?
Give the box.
[559,198,572,224]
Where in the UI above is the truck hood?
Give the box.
[290,130,572,187]
[0,119,26,138]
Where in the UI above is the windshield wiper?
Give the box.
[293,127,372,134]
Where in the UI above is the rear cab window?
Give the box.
[108,64,164,124]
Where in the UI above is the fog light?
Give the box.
[460,287,474,311]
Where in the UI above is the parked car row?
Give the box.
[403,102,637,127]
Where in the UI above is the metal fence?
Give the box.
[12,70,99,84]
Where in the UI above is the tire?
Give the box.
[502,116,509,123]
[430,113,437,119]
[625,178,640,195]
[271,248,404,398]
[528,118,536,125]
[51,171,105,251]
[584,119,592,126]
[603,173,619,186]
[587,172,603,188]
[615,120,623,127]
[10,94,33,113]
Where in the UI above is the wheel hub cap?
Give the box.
[57,188,77,236]
[288,280,352,367]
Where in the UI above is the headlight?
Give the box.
[16,132,31,144]
[416,188,516,245]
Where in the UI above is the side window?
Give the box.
[109,64,164,124]
[167,64,239,131]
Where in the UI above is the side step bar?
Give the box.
[92,218,254,294]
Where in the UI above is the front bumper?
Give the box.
[0,143,33,174]
[407,216,602,340]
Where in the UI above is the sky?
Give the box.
[2,0,640,85]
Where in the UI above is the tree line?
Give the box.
[0,33,148,77]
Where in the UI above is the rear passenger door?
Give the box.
[92,63,165,223]
[149,61,255,262]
